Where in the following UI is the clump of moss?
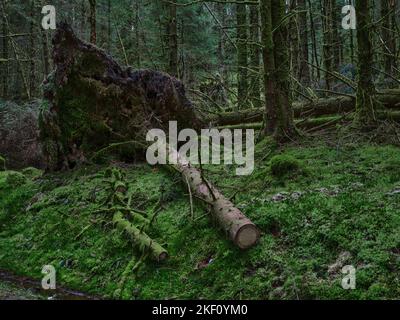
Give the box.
[5,171,27,187]
[381,159,400,182]
[21,167,43,180]
[0,155,5,171]
[270,154,302,178]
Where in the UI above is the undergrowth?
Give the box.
[0,136,399,300]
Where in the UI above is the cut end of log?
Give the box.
[235,224,260,249]
[158,252,169,262]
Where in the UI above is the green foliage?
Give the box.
[269,154,303,178]
[4,171,27,187]
[21,167,43,180]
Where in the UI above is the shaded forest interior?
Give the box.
[0,0,399,300]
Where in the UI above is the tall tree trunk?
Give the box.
[38,0,50,79]
[0,0,30,99]
[354,0,379,127]
[134,0,141,68]
[308,0,320,82]
[271,0,297,140]
[381,0,397,76]
[249,3,261,108]
[298,0,310,86]
[29,0,36,97]
[88,0,96,45]
[236,0,248,109]
[1,0,8,98]
[167,2,178,77]
[260,0,278,135]
[261,0,298,141]
[107,0,111,52]
[217,3,227,82]
[322,0,334,90]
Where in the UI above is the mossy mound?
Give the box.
[21,167,43,180]
[4,171,28,187]
[269,154,303,178]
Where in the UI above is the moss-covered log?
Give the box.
[218,111,400,131]
[113,211,168,262]
[39,23,202,171]
[205,90,400,126]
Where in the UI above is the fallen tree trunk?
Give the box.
[218,111,400,131]
[205,90,400,126]
[160,141,260,249]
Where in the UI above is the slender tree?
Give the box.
[167,2,178,77]
[261,0,298,141]
[29,0,36,97]
[381,0,397,76]
[322,0,335,90]
[236,0,248,109]
[249,3,261,108]
[88,0,96,44]
[298,0,310,86]
[1,0,8,98]
[354,0,380,127]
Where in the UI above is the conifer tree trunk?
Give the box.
[107,0,111,52]
[249,3,261,108]
[1,0,8,98]
[354,0,379,127]
[322,0,334,90]
[167,2,178,77]
[133,0,141,68]
[298,0,310,86]
[88,0,96,44]
[261,0,298,141]
[236,0,248,109]
[381,0,397,76]
[29,0,36,97]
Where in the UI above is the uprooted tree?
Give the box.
[39,23,260,250]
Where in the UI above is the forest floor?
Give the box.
[0,131,399,300]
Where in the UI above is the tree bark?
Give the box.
[322,0,335,90]
[354,0,379,127]
[29,0,36,97]
[1,0,8,98]
[164,143,260,249]
[381,0,397,76]
[88,0,96,45]
[167,1,178,77]
[236,0,248,109]
[298,0,310,86]
[249,3,261,108]
[204,89,400,126]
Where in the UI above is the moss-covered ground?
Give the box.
[0,136,399,300]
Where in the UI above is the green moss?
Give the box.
[21,167,43,180]
[5,171,27,187]
[0,140,399,300]
[270,154,302,178]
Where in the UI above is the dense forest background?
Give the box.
[1,0,398,108]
